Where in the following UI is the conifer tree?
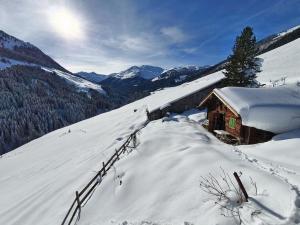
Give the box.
[223,26,260,87]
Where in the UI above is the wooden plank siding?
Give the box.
[207,99,242,139]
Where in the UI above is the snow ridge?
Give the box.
[0,30,34,50]
[0,57,38,70]
[42,68,106,94]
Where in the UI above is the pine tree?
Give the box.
[223,26,260,87]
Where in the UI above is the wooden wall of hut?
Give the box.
[205,94,275,144]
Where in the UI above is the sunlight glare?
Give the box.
[48,7,85,41]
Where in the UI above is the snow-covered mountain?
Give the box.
[0,31,112,154]
[0,30,106,94]
[1,33,300,225]
[153,65,210,82]
[0,30,67,72]
[110,65,164,80]
[100,65,211,101]
[257,24,300,53]
[75,71,108,83]
[0,30,33,49]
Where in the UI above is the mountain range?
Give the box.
[1,24,300,154]
[76,65,209,84]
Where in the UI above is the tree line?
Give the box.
[0,66,113,154]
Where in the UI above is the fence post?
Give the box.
[122,146,126,154]
[132,133,137,148]
[97,173,102,184]
[76,191,81,219]
[116,150,119,160]
[102,162,106,175]
[233,172,249,202]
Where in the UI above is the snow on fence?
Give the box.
[61,121,148,225]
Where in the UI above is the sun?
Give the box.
[48,7,85,41]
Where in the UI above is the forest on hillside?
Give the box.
[0,66,113,154]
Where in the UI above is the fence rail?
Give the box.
[61,122,148,225]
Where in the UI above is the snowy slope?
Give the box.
[0,67,299,225]
[0,30,68,72]
[257,38,300,85]
[277,25,300,38]
[0,57,38,69]
[0,30,33,50]
[0,71,223,225]
[43,68,106,94]
[1,29,300,225]
[77,114,298,225]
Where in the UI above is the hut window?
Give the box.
[229,117,236,129]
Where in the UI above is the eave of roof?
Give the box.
[198,89,239,117]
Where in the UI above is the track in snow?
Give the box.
[232,147,300,225]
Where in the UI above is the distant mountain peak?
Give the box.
[162,65,209,74]
[111,65,164,80]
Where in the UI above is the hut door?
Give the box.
[213,113,225,130]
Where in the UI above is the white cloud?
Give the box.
[160,26,188,43]
[0,0,198,74]
[182,47,198,54]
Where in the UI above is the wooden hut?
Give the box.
[199,86,300,144]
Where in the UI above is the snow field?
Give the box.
[77,113,295,225]
[258,38,300,85]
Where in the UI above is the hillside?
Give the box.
[0,36,300,225]
[0,30,67,72]
[0,31,112,154]
[75,71,108,83]
[257,38,300,85]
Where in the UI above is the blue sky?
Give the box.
[1,0,300,74]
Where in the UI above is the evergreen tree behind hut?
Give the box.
[223,26,261,87]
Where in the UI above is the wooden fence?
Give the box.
[61,122,148,225]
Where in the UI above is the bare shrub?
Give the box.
[200,168,258,225]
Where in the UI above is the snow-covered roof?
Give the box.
[212,85,300,134]
[148,71,224,112]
